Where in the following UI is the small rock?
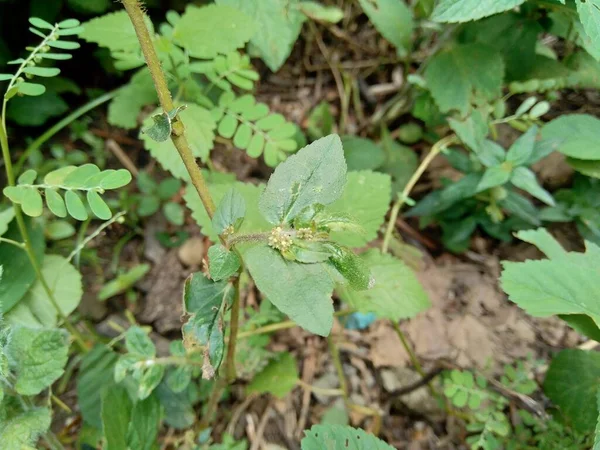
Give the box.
[177,237,205,266]
[312,371,340,404]
[381,367,444,419]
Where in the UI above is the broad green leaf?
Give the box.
[341,136,385,171]
[102,385,133,450]
[65,190,88,220]
[0,207,15,237]
[541,114,600,160]
[245,245,335,336]
[358,0,413,53]
[22,66,60,77]
[138,365,165,400]
[7,92,68,127]
[100,169,133,189]
[77,345,119,428]
[259,134,346,225]
[141,104,216,180]
[29,17,53,29]
[327,244,372,291]
[5,255,83,327]
[337,250,430,320]
[6,326,69,395]
[424,43,504,115]
[127,394,161,450]
[208,244,241,281]
[126,326,155,358]
[515,228,566,259]
[247,352,298,398]
[506,126,538,166]
[166,366,192,393]
[87,190,112,220]
[21,187,44,217]
[326,171,391,247]
[501,234,600,327]
[156,381,197,429]
[0,219,44,313]
[299,2,344,23]
[511,167,555,206]
[173,4,255,59]
[45,188,67,217]
[185,179,269,243]
[301,424,395,450]
[81,10,152,51]
[544,349,600,433]
[108,70,157,129]
[560,314,600,342]
[182,272,233,374]
[576,0,600,61]
[17,82,46,96]
[98,264,150,301]
[216,0,303,71]
[477,164,512,192]
[568,158,600,179]
[212,187,246,234]
[0,407,51,450]
[431,0,526,23]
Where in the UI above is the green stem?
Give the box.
[14,90,117,174]
[0,117,89,353]
[225,279,241,383]
[122,0,216,218]
[226,232,270,248]
[328,335,349,401]
[381,135,457,253]
[0,236,25,249]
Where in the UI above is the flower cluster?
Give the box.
[268,226,293,252]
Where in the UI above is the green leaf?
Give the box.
[20,187,44,217]
[44,188,66,217]
[247,352,298,398]
[6,326,69,395]
[560,314,600,342]
[98,264,150,301]
[515,228,566,259]
[143,113,172,142]
[138,365,165,400]
[185,179,269,243]
[0,207,15,237]
[380,135,418,193]
[102,386,133,450]
[65,190,88,220]
[511,167,555,206]
[301,424,395,450]
[448,109,488,153]
[341,136,385,171]
[501,232,600,328]
[431,0,526,23]
[259,134,346,225]
[208,244,241,281]
[544,349,600,433]
[477,164,512,192]
[67,0,110,14]
[173,4,255,59]
[424,43,504,115]
[108,70,157,129]
[142,104,216,180]
[327,244,372,291]
[216,0,303,71]
[7,92,68,126]
[127,394,161,450]
[357,0,413,53]
[576,0,600,61]
[5,255,83,327]
[0,219,44,313]
[126,326,155,358]
[138,196,160,217]
[29,17,54,29]
[100,169,133,189]
[212,187,246,234]
[157,178,181,200]
[16,82,46,96]
[81,10,152,52]
[325,171,391,247]
[163,202,184,226]
[337,250,430,320]
[245,245,335,336]
[182,272,233,375]
[22,66,60,77]
[300,2,344,23]
[77,345,119,428]
[506,126,538,166]
[156,381,197,429]
[567,158,600,179]
[0,407,51,450]
[541,114,600,160]
[87,190,112,220]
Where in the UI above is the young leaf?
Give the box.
[424,43,504,115]
[5,255,83,328]
[259,134,346,225]
[448,109,488,153]
[337,250,430,320]
[6,326,69,395]
[431,0,526,23]
[212,187,246,234]
[138,365,165,400]
[208,244,241,281]
[477,164,512,192]
[301,424,395,450]
[247,352,299,398]
[216,0,302,71]
[357,0,413,53]
[506,126,538,166]
[126,326,156,358]
[173,4,255,59]
[510,167,555,206]
[143,113,172,142]
[182,272,233,376]
[544,349,600,433]
[245,245,335,336]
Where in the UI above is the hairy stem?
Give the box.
[381,135,457,253]
[122,0,216,218]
